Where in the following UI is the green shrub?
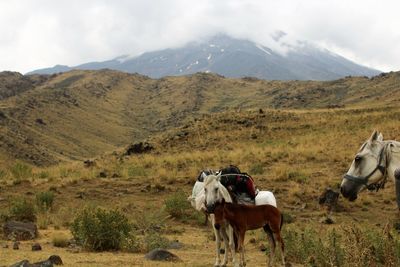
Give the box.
[36,191,55,211]
[9,197,36,222]
[144,232,169,252]
[10,162,32,180]
[71,207,132,251]
[164,190,192,220]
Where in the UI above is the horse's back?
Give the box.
[255,191,277,207]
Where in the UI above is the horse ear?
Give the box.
[377,133,383,141]
[216,172,221,181]
[369,130,380,142]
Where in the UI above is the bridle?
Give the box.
[343,143,390,192]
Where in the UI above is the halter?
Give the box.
[343,143,389,192]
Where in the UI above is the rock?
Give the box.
[9,255,63,267]
[13,241,20,250]
[249,237,256,244]
[32,243,42,251]
[145,248,180,261]
[9,260,30,267]
[259,243,266,252]
[83,159,96,168]
[3,221,38,241]
[98,171,107,178]
[125,142,153,155]
[33,255,63,266]
[320,216,335,224]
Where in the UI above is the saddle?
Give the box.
[219,165,257,204]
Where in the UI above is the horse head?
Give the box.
[213,198,226,230]
[204,173,232,213]
[341,130,391,201]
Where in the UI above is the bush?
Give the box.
[52,233,70,248]
[164,190,192,220]
[37,171,50,179]
[10,162,32,180]
[9,197,36,222]
[36,191,55,211]
[144,232,170,252]
[71,207,132,251]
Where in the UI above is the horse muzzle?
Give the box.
[206,203,216,213]
[340,183,358,201]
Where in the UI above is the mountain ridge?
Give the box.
[28,34,380,80]
[0,69,399,165]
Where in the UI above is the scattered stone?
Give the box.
[154,184,166,192]
[250,133,258,139]
[32,243,42,251]
[9,255,63,267]
[145,248,180,261]
[2,243,8,248]
[98,171,107,178]
[125,142,153,155]
[259,243,266,252]
[320,216,335,224]
[3,221,38,241]
[83,159,96,168]
[35,118,46,125]
[34,255,63,266]
[249,237,256,244]
[13,241,20,250]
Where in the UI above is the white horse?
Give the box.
[341,130,400,203]
[204,173,278,267]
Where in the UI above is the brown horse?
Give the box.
[214,199,285,267]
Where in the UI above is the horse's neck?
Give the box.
[385,141,400,181]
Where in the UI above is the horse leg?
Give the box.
[263,225,275,267]
[228,225,240,267]
[273,231,285,266]
[220,225,230,267]
[238,230,246,267]
[211,215,222,267]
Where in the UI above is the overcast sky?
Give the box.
[1,0,399,73]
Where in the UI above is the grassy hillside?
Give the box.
[0,70,399,167]
[1,104,400,266]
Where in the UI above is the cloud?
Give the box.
[0,0,399,73]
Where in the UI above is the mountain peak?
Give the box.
[28,34,380,80]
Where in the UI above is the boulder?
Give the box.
[32,243,42,251]
[9,255,63,267]
[3,221,38,240]
[125,142,153,155]
[145,248,180,261]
